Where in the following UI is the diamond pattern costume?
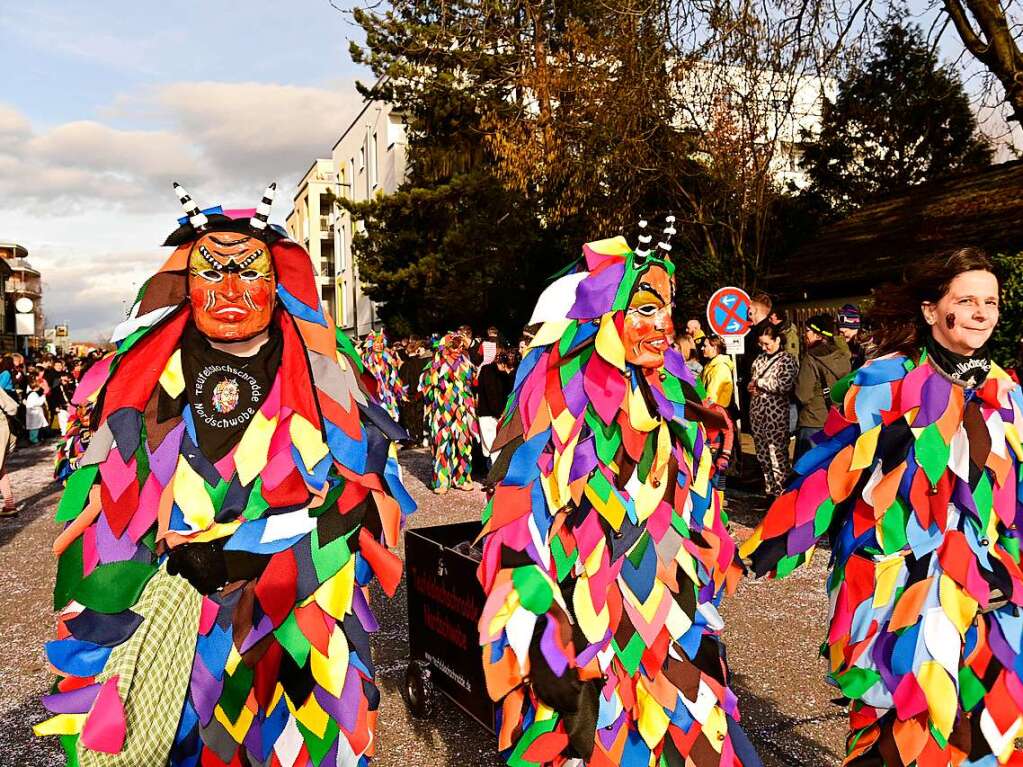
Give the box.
[742,350,1023,765]
[420,334,478,491]
[360,331,406,423]
[477,237,755,767]
[35,191,415,767]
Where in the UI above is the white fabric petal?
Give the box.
[528,273,588,325]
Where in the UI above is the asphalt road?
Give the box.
[0,444,844,767]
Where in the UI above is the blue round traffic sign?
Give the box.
[706,287,753,336]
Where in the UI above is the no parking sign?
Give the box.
[706,286,753,348]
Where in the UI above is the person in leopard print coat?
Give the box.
[748,323,798,497]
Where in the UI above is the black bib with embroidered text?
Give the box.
[180,323,283,462]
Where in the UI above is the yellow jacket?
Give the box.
[701,354,735,408]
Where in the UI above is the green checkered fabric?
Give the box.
[78,566,202,767]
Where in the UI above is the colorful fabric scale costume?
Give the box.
[742,349,1023,765]
[360,331,405,423]
[477,234,756,767]
[420,333,478,490]
[35,184,415,767]
[55,404,95,484]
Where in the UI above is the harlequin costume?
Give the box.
[477,232,758,767]
[55,362,107,484]
[360,330,406,423]
[35,183,415,767]
[742,344,1023,765]
[420,333,478,492]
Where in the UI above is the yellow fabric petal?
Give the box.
[224,646,242,676]
[294,693,330,738]
[939,574,979,635]
[172,456,215,531]
[530,320,571,349]
[1005,423,1023,461]
[214,701,254,742]
[573,577,610,644]
[872,555,904,608]
[702,705,727,753]
[583,538,606,577]
[851,425,881,471]
[487,589,521,638]
[235,412,277,487]
[33,713,86,736]
[315,558,355,619]
[918,660,957,738]
[596,314,626,371]
[634,580,666,624]
[159,350,185,399]
[310,627,349,698]
[636,680,671,747]
[738,528,763,559]
[585,480,625,531]
[290,414,329,472]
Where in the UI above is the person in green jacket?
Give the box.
[794,313,851,458]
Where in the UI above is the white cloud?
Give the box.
[1,78,365,339]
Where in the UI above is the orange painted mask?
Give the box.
[188,232,276,341]
[623,265,674,368]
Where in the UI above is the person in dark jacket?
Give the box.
[476,350,514,466]
[398,337,430,446]
[794,313,851,458]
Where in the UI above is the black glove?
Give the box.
[166,540,229,595]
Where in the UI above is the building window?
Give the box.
[387,114,405,148]
[320,241,336,279]
[369,132,378,190]
[358,146,365,172]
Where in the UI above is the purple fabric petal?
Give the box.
[563,374,588,418]
[566,263,625,320]
[663,349,694,385]
[569,438,598,483]
[239,614,274,654]
[351,587,379,634]
[189,655,222,726]
[147,421,185,486]
[539,616,568,677]
[95,511,138,563]
[915,374,952,426]
[787,522,817,556]
[42,683,102,714]
[597,710,627,749]
[576,629,612,667]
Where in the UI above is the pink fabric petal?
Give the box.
[80,675,125,754]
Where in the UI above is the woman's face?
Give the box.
[758,333,781,355]
[922,270,999,355]
[701,338,718,359]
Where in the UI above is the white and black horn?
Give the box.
[173,182,208,229]
[250,182,276,231]
[658,214,677,254]
[635,219,654,258]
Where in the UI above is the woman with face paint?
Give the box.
[477,230,761,767]
[742,248,1023,765]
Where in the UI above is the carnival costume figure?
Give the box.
[35,183,415,767]
[477,227,760,767]
[55,363,107,484]
[742,250,1023,766]
[360,330,406,423]
[420,332,478,493]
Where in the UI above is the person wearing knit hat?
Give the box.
[836,303,866,367]
[794,313,850,458]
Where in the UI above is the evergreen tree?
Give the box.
[801,13,993,214]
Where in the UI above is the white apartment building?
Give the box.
[674,63,838,189]
[285,159,340,323]
[287,91,408,337]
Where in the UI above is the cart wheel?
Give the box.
[404,660,435,719]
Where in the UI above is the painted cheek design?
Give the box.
[946,313,956,330]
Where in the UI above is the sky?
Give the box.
[0,1,1018,341]
[0,0,370,340]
